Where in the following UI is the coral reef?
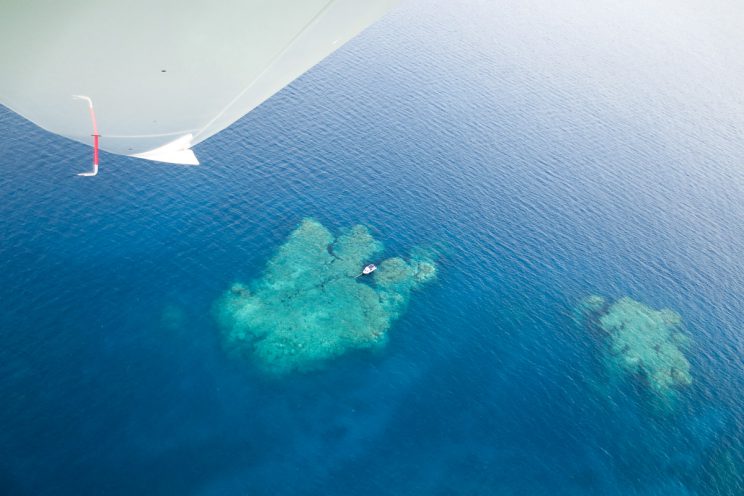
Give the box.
[160,304,186,332]
[696,424,744,496]
[701,447,744,496]
[576,295,692,401]
[215,219,436,376]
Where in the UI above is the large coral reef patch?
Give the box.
[576,295,692,403]
[215,219,436,376]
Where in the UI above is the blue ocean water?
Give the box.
[1,0,743,494]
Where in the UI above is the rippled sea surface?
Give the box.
[1,0,743,494]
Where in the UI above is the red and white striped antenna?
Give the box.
[73,95,99,176]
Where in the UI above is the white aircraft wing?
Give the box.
[0,0,399,165]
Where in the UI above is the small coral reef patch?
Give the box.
[215,219,437,376]
[160,304,186,331]
[698,436,744,496]
[575,295,692,402]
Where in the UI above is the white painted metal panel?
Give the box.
[0,0,399,164]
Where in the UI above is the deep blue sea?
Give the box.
[1,0,743,494]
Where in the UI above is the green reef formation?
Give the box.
[215,219,436,376]
[575,295,692,402]
[160,304,186,332]
[698,434,744,496]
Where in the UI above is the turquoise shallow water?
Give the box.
[1,0,743,494]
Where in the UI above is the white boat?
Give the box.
[362,264,377,275]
